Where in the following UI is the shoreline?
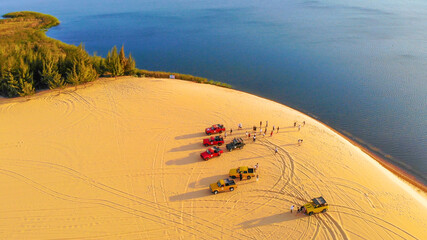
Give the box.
[0,76,425,194]
[275,103,427,189]
[321,120,427,193]
[213,82,427,194]
[284,104,427,193]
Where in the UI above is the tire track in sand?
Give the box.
[0,168,207,239]
[1,159,252,240]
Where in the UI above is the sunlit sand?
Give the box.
[1,77,426,239]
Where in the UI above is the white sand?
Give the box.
[1,77,426,239]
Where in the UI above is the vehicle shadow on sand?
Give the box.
[166,152,200,165]
[188,174,227,188]
[175,132,205,140]
[169,189,210,201]
[169,142,202,152]
[239,213,301,228]
[236,155,265,161]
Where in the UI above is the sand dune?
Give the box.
[1,77,426,239]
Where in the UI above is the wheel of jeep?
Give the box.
[204,144,209,147]
[231,176,236,179]
[214,190,218,195]
[322,209,327,213]
[208,133,211,135]
[247,176,251,180]
[229,148,233,151]
[218,143,222,146]
[229,187,234,191]
[219,131,222,133]
[308,212,313,216]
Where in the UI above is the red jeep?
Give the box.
[200,146,223,160]
[205,124,225,135]
[203,136,225,146]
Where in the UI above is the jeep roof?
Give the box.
[312,197,326,205]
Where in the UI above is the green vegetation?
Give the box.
[0,11,231,98]
[135,70,232,88]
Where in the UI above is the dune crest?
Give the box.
[1,77,426,239]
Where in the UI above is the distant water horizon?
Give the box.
[2,0,426,185]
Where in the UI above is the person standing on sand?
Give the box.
[260,128,263,134]
[294,122,297,127]
[297,206,302,215]
[253,134,256,142]
[263,132,266,137]
[254,163,259,170]
[225,132,227,138]
[256,175,259,181]
[275,147,278,154]
[239,172,243,181]
[253,126,257,132]
[248,133,251,138]
[238,123,242,129]
[264,128,267,134]
[273,125,275,131]
[266,121,268,128]
[270,130,273,136]
[291,205,294,213]
[260,121,262,127]
[230,128,233,135]
[303,121,305,126]
[277,126,280,133]
[298,125,301,131]
[245,131,248,138]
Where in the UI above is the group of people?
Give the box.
[294,121,305,132]
[236,120,306,146]
[242,121,280,142]
[290,205,306,214]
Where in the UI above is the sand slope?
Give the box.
[1,77,426,239]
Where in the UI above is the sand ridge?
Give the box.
[0,77,426,239]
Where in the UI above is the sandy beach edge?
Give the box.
[235,90,427,195]
[1,76,425,195]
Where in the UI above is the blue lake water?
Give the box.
[2,0,426,184]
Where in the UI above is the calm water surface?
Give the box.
[2,0,426,184]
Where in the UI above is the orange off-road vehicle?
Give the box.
[210,179,237,194]
[229,166,256,180]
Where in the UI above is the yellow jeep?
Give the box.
[229,166,256,180]
[303,196,329,216]
[210,179,237,194]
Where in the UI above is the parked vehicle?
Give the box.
[205,124,225,135]
[226,138,245,151]
[229,166,256,180]
[203,136,225,146]
[200,146,223,160]
[303,197,329,216]
[210,179,237,194]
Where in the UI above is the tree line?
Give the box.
[0,43,135,97]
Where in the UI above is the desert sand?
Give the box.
[0,77,426,239]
